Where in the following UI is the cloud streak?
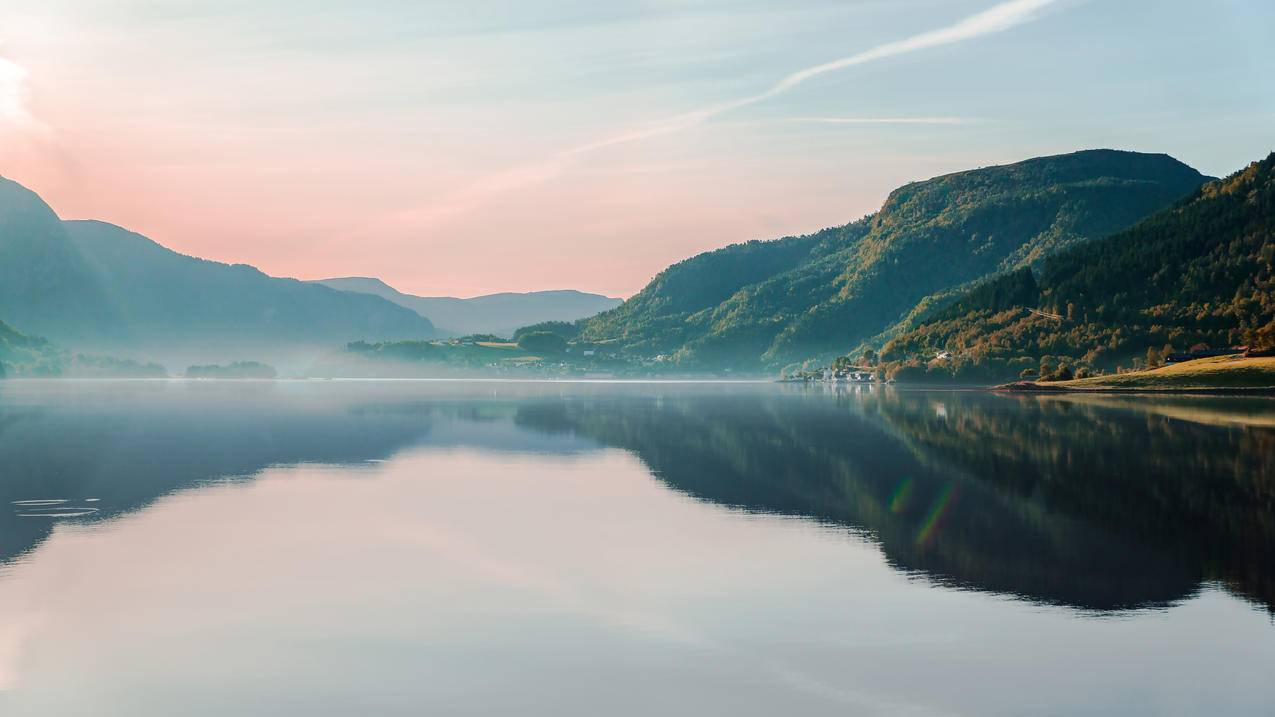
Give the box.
[397,0,1060,230]
[788,116,976,126]
[578,0,1056,151]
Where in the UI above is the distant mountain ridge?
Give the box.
[314,277,621,336]
[580,149,1211,369]
[0,176,437,363]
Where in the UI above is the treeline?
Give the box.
[0,319,167,377]
[186,361,277,379]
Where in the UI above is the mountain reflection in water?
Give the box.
[0,380,1270,614]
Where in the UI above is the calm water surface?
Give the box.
[0,380,1271,716]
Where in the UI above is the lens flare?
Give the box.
[889,477,915,514]
[916,484,958,548]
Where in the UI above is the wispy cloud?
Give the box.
[395,0,1060,229]
[569,0,1055,151]
[787,116,976,126]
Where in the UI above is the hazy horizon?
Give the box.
[2,0,1272,297]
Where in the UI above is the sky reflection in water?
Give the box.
[0,380,1270,716]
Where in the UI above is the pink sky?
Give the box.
[0,39,916,299]
[1,1,1269,297]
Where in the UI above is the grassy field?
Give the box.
[1055,355,1275,390]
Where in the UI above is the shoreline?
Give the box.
[991,380,1275,397]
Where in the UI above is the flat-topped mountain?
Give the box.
[579,149,1211,369]
[315,277,621,336]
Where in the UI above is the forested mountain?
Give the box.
[314,277,621,336]
[0,177,436,362]
[880,152,1275,381]
[579,150,1210,369]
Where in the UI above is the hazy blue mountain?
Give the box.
[0,176,436,364]
[0,178,114,339]
[580,150,1211,369]
[315,276,621,336]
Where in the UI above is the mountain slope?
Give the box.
[0,178,115,338]
[880,152,1275,379]
[580,150,1210,369]
[579,224,858,358]
[315,277,621,336]
[0,177,437,359]
[63,220,437,346]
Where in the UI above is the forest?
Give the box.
[874,153,1275,382]
[579,150,1209,370]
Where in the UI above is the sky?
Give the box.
[0,0,1272,298]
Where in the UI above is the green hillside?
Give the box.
[881,152,1275,382]
[579,150,1209,370]
[579,225,850,358]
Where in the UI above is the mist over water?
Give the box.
[0,380,1270,715]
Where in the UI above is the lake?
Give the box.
[0,380,1271,716]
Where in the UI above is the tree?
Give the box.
[513,321,580,342]
[1040,355,1056,377]
[1251,320,1275,351]
[888,362,930,383]
[517,331,568,356]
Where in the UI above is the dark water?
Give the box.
[0,380,1271,715]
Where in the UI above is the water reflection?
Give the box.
[0,380,1271,615]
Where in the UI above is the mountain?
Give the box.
[314,277,621,336]
[0,177,437,363]
[878,152,1275,381]
[579,150,1211,370]
[0,179,114,340]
